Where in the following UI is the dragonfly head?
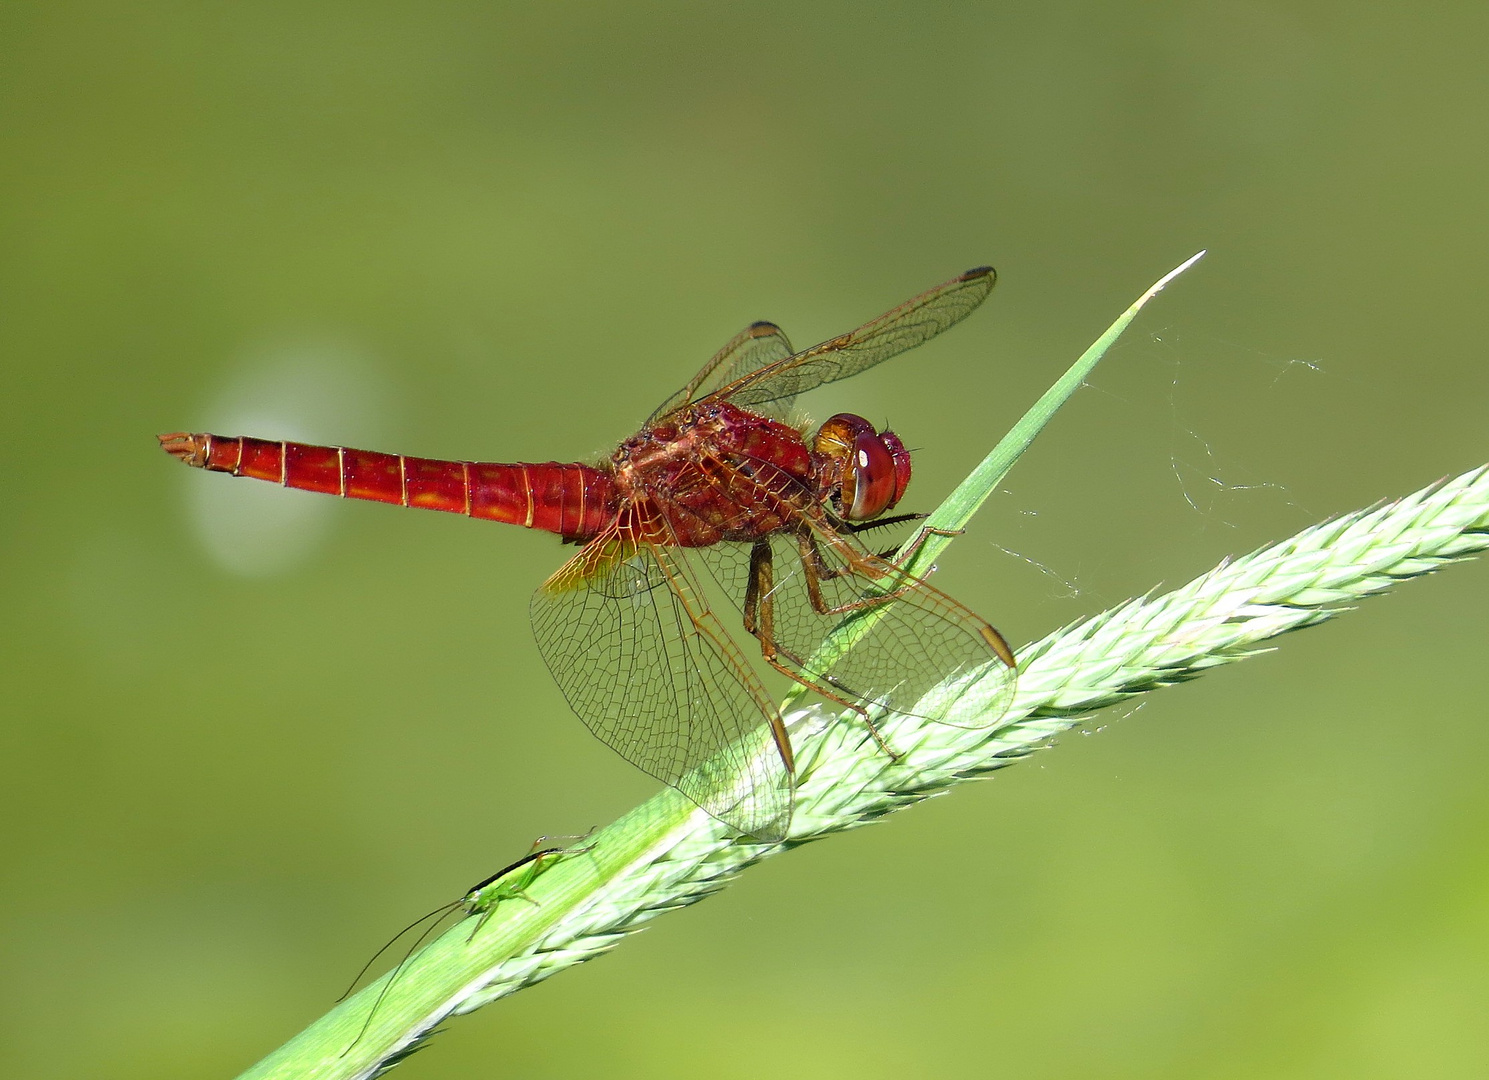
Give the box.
[813,413,912,522]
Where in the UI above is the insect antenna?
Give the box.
[335,901,462,1003]
[337,899,464,1057]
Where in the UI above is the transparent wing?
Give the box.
[530,525,793,841]
[698,266,996,414]
[695,523,1016,731]
[648,321,795,424]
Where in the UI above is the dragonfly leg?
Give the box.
[804,529,1017,669]
[802,529,955,613]
[742,537,901,761]
[797,530,912,612]
[888,524,965,568]
[741,538,772,638]
[841,511,928,534]
[840,513,932,559]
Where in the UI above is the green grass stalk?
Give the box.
[235,256,1489,1079]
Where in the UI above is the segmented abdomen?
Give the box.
[157,433,617,541]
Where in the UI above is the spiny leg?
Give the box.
[742,537,772,638]
[796,529,905,614]
[742,537,901,760]
[887,523,966,569]
[843,511,928,532]
[842,513,934,560]
[803,528,1016,670]
[804,528,958,614]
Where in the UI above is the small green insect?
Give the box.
[339,837,594,1055]
[457,841,589,940]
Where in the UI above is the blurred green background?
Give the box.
[3,3,1488,1078]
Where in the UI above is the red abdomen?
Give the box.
[158,433,617,542]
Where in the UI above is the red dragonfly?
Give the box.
[160,268,1016,841]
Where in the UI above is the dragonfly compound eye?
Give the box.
[814,413,912,521]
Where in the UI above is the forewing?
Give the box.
[648,321,796,424]
[530,528,792,841]
[695,525,1016,730]
[701,266,996,414]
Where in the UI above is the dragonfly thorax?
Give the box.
[613,402,821,547]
